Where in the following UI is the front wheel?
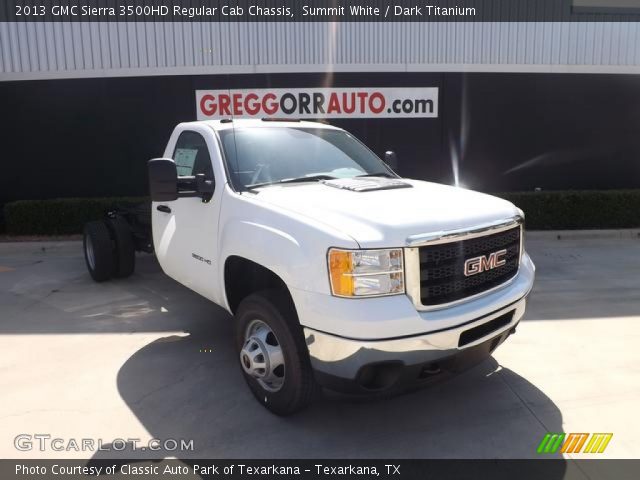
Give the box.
[235,290,318,415]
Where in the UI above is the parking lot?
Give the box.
[0,234,639,462]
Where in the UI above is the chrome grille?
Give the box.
[417,225,522,306]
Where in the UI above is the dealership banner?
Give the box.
[196,88,438,120]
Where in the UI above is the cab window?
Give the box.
[173,131,214,179]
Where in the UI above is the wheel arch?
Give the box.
[223,255,296,315]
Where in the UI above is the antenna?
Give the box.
[228,87,241,191]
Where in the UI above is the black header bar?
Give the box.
[3,0,640,22]
[3,459,640,480]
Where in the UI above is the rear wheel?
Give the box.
[108,217,135,278]
[235,290,318,415]
[83,221,115,282]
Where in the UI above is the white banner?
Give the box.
[195,87,438,120]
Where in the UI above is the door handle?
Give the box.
[156,205,172,214]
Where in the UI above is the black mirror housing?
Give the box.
[195,173,215,202]
[148,158,178,202]
[384,151,398,171]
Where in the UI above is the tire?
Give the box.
[108,217,135,278]
[235,290,318,415]
[83,221,115,282]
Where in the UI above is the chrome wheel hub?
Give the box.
[240,320,285,392]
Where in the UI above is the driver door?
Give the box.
[152,126,223,302]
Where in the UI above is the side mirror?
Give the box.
[148,158,178,202]
[195,173,215,202]
[384,151,398,171]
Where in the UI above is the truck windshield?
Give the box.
[219,127,394,190]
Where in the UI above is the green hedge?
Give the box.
[498,190,640,230]
[3,190,640,235]
[3,197,147,235]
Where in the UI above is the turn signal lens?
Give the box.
[328,248,404,297]
[329,249,354,296]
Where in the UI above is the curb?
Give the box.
[526,229,640,240]
[0,230,639,252]
[0,240,82,256]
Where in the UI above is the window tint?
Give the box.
[173,131,214,179]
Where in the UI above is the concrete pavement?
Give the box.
[0,236,638,463]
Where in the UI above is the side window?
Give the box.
[173,131,214,179]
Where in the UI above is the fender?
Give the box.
[217,190,358,310]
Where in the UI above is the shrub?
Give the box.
[498,190,640,230]
[3,190,640,235]
[3,197,147,235]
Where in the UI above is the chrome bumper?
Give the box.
[304,295,526,382]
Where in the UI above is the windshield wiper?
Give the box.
[246,174,338,190]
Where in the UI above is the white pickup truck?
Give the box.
[83,119,535,415]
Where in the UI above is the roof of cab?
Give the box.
[180,118,343,132]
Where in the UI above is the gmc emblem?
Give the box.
[464,249,507,277]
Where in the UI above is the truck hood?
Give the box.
[252,179,520,248]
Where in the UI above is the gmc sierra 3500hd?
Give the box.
[83,119,535,415]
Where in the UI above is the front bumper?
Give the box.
[292,252,535,340]
[304,295,526,392]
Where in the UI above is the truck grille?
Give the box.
[418,226,521,306]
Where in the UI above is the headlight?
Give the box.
[328,248,404,297]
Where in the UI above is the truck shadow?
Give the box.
[90,299,567,465]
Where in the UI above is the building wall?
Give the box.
[3,21,640,81]
[2,71,640,206]
[2,16,639,205]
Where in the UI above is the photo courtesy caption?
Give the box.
[16,463,401,476]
